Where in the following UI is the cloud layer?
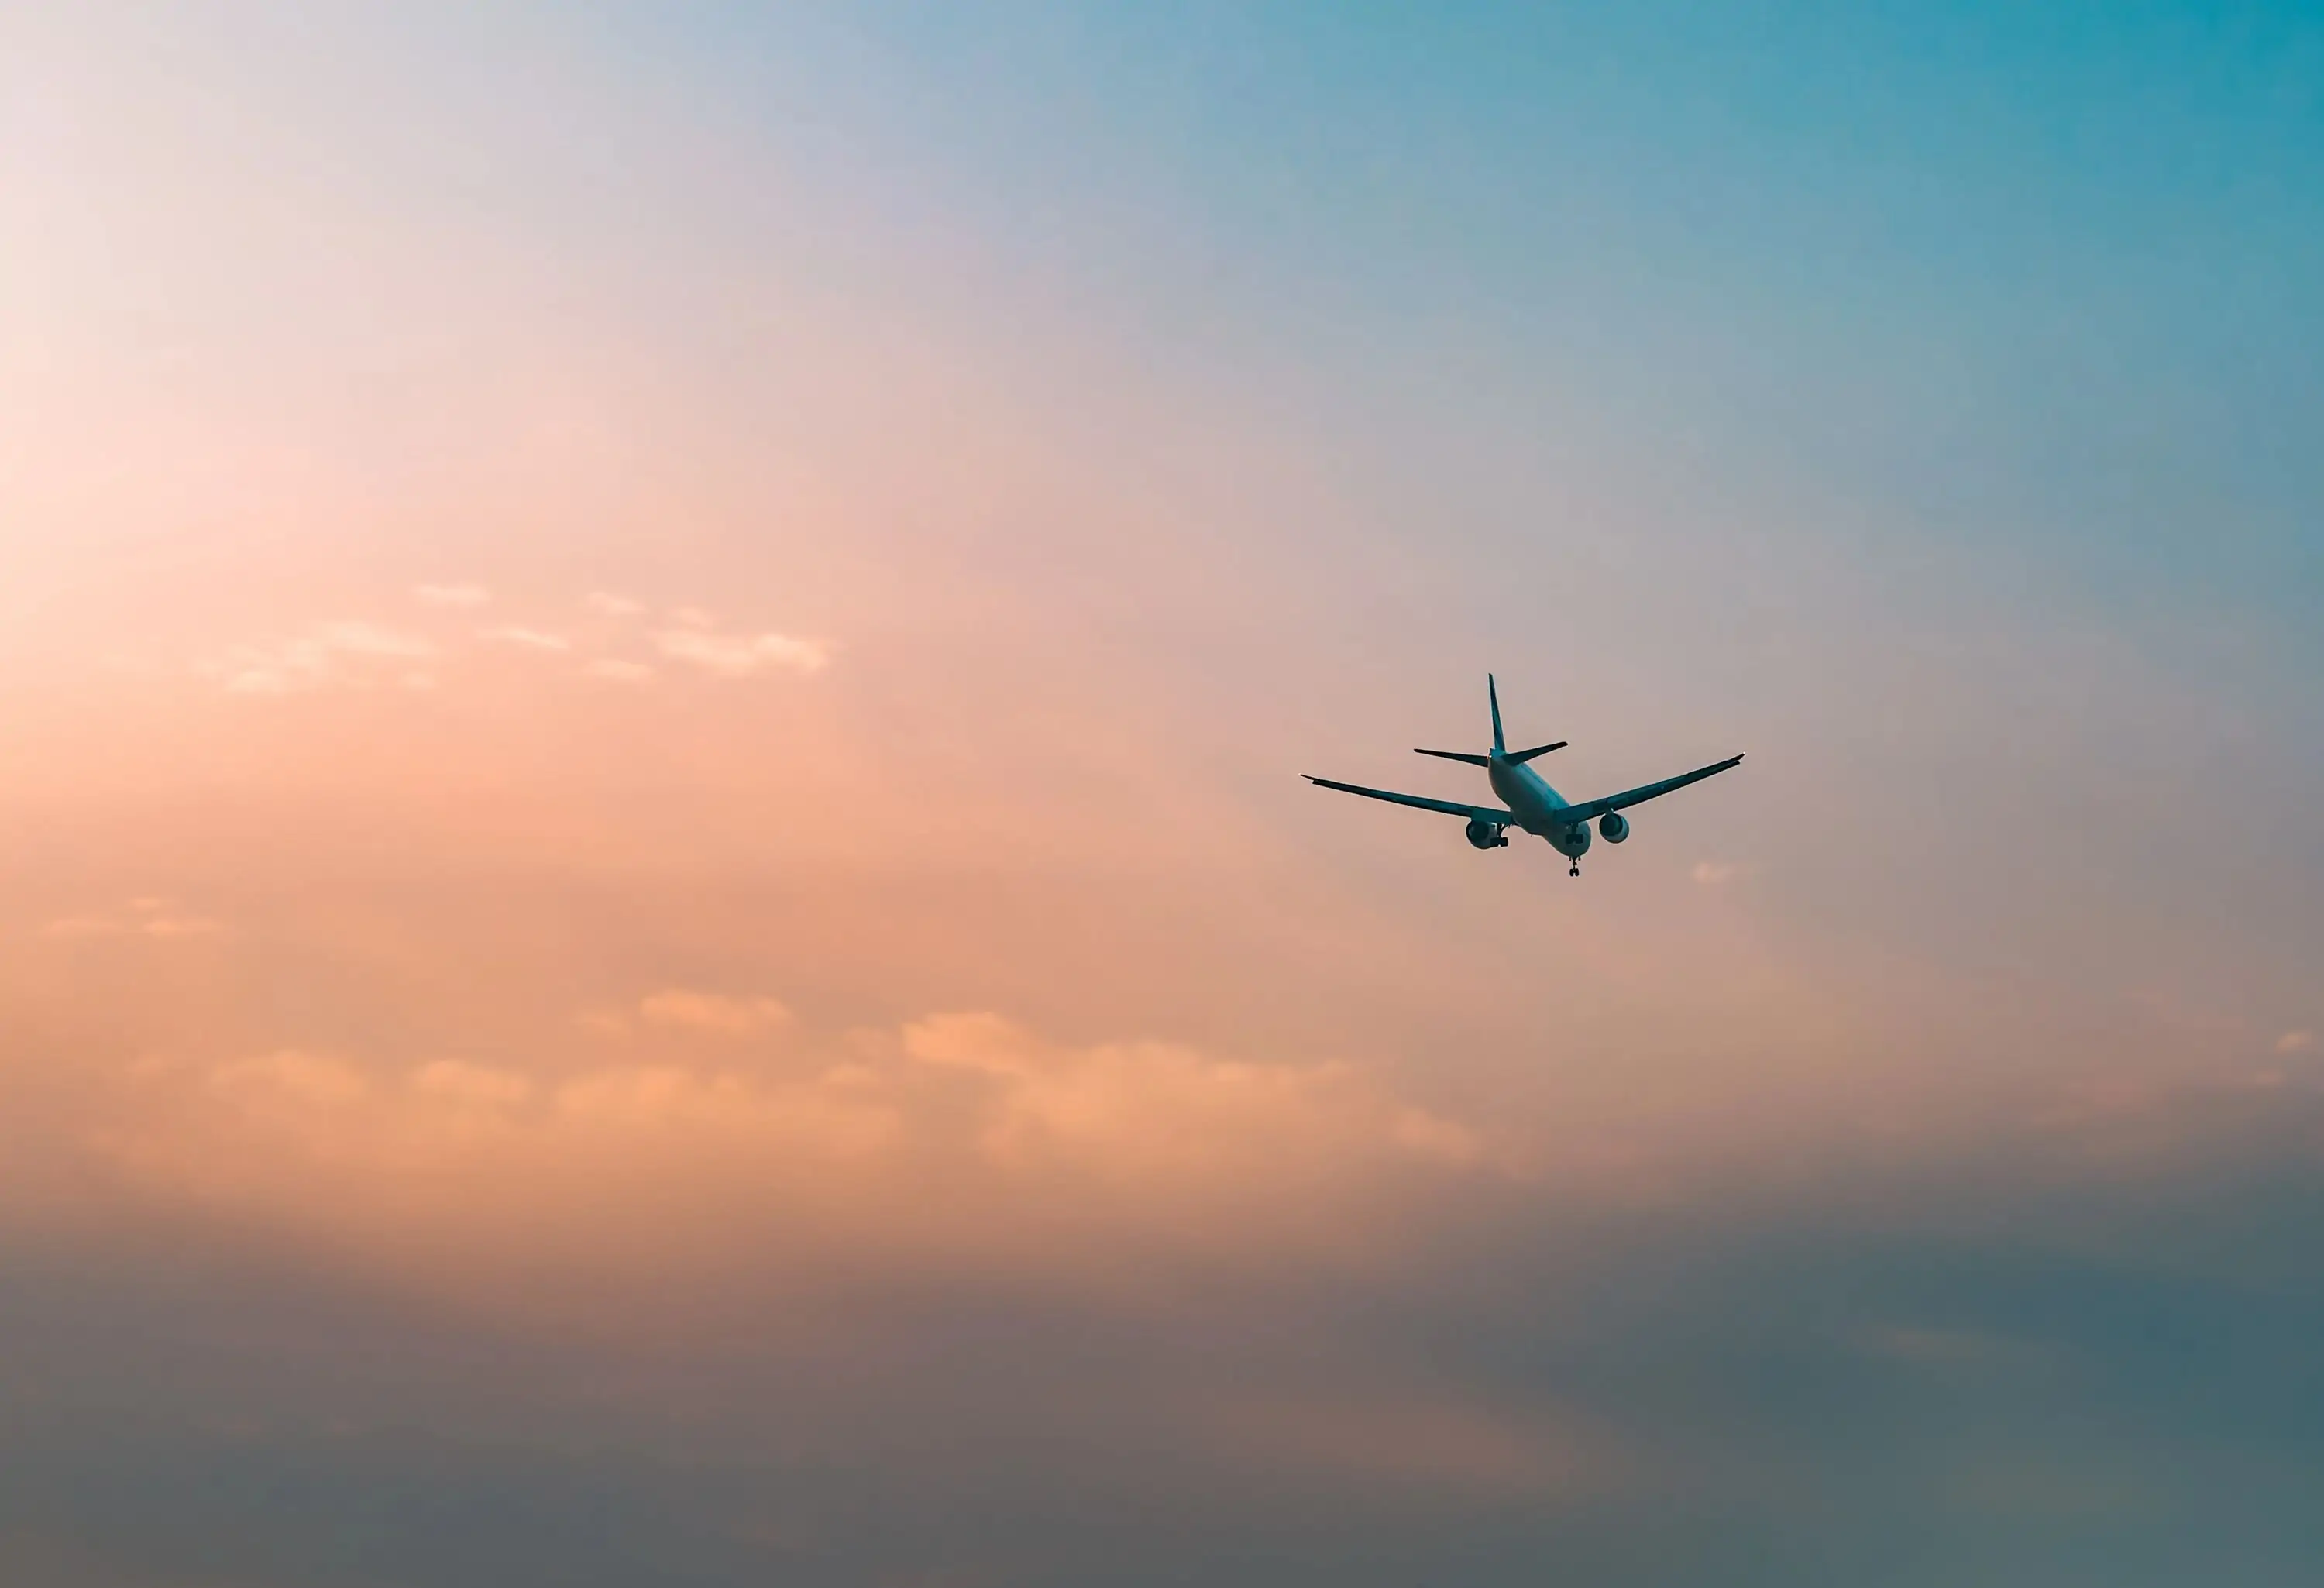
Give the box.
[39,1003,1497,1303]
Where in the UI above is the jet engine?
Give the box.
[1598,812,1630,844]
[1465,818,1509,850]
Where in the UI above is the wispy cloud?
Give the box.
[480,626,572,651]
[414,583,490,609]
[654,627,829,676]
[199,623,435,694]
[1692,861,1749,885]
[40,898,225,940]
[585,592,644,617]
[586,658,654,682]
[2277,1030,2315,1054]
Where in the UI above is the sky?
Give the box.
[2,2,2322,1583]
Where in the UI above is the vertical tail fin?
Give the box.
[1487,674,1505,754]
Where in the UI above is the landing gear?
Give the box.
[1569,861,1581,878]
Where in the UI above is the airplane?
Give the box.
[1305,675,1742,878]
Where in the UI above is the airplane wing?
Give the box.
[1304,775,1512,823]
[1554,754,1745,825]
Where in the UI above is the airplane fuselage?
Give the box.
[1488,755,1590,859]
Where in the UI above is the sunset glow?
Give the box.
[5,5,2322,1583]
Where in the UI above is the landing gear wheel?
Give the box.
[1569,863,1580,878]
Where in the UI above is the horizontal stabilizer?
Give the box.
[1414,748,1492,767]
[1505,741,1568,764]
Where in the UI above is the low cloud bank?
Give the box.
[33,1005,1501,1304]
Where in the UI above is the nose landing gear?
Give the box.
[1568,861,1581,878]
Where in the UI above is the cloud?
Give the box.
[897,1013,1491,1193]
[480,626,572,651]
[586,658,654,682]
[653,627,829,676]
[199,621,435,694]
[899,1007,1044,1075]
[1692,861,1748,885]
[635,989,794,1037]
[414,583,490,608]
[59,1009,1500,1289]
[2276,1030,2315,1054]
[586,592,645,617]
[38,899,225,940]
